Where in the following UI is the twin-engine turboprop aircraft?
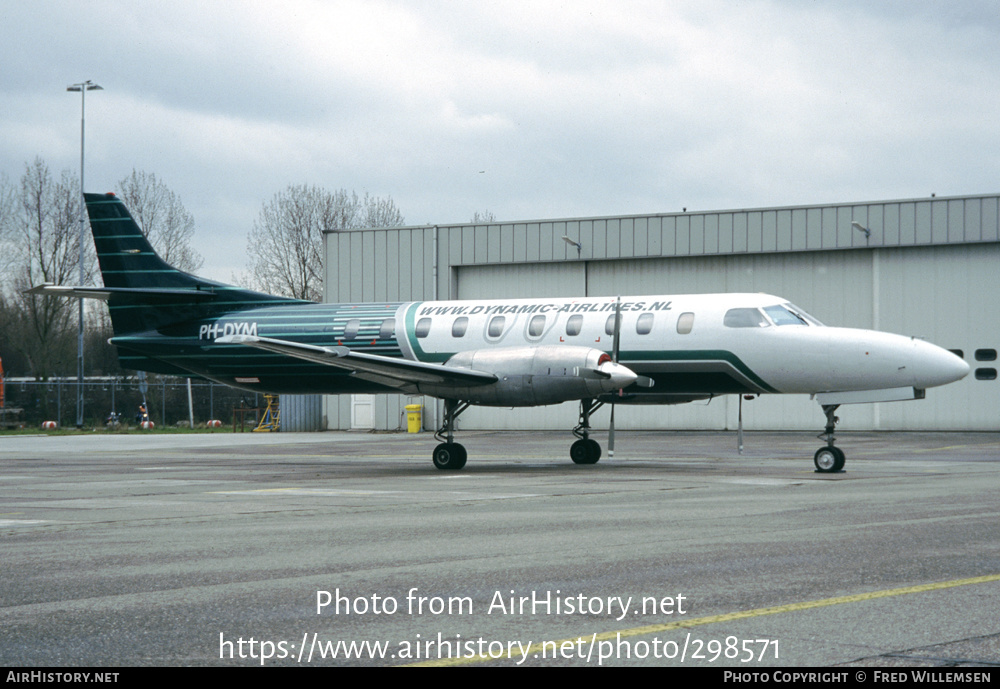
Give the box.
[31,193,969,471]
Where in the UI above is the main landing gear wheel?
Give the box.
[570,438,601,465]
[813,446,845,473]
[432,399,471,471]
[570,398,604,465]
[433,442,467,471]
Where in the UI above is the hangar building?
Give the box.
[321,193,999,435]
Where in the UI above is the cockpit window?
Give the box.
[786,303,823,326]
[763,304,821,326]
[724,308,769,328]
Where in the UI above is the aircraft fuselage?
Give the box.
[112,292,968,403]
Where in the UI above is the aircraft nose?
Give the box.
[913,339,970,388]
[599,361,639,390]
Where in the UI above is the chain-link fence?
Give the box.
[1,376,262,429]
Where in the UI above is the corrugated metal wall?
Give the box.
[324,194,999,432]
[280,394,324,432]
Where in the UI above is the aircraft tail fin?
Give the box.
[85,192,301,334]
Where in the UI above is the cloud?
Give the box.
[2,0,998,280]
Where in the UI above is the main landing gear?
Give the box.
[433,399,470,470]
[570,398,604,465]
[814,404,846,473]
[430,398,610,470]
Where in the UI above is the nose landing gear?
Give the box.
[814,404,846,473]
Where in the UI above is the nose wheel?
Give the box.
[814,445,845,473]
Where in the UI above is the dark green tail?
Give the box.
[86,192,302,335]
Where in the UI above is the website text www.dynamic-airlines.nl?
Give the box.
[218,588,779,665]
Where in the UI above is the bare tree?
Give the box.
[1,158,89,379]
[116,169,203,273]
[0,173,15,278]
[362,192,406,229]
[471,210,496,223]
[245,185,405,301]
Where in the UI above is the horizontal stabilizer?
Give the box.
[216,334,497,390]
[26,284,217,301]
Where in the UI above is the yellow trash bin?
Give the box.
[405,404,422,433]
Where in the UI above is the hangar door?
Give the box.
[453,247,995,432]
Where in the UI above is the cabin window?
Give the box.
[487,316,506,338]
[636,313,654,335]
[415,318,432,338]
[975,349,997,362]
[724,308,769,328]
[948,349,964,360]
[452,317,469,338]
[379,318,395,340]
[528,315,546,337]
[975,368,997,381]
[605,314,619,336]
[343,318,360,340]
[566,314,583,336]
[676,312,695,334]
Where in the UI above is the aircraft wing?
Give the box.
[216,334,498,391]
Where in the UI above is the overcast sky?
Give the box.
[3,0,998,282]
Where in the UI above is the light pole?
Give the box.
[67,80,102,428]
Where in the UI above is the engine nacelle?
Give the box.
[418,345,638,406]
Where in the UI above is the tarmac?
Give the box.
[2,429,999,667]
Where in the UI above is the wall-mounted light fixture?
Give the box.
[561,235,582,258]
[851,221,871,239]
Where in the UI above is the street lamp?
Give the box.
[66,80,102,428]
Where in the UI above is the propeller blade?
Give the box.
[609,296,622,458]
[612,296,622,363]
[608,401,616,457]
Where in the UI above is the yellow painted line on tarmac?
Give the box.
[407,573,1000,667]
[911,441,1000,453]
[208,488,400,496]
